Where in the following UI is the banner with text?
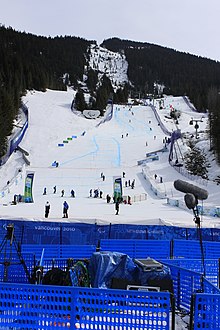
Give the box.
[24,172,34,203]
[113,176,123,202]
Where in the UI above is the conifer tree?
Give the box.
[74,89,87,112]
[184,146,209,179]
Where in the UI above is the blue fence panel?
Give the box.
[72,287,173,330]
[22,244,60,259]
[160,259,219,288]
[161,262,203,312]
[1,219,220,245]
[100,239,135,256]
[0,253,34,283]
[109,224,148,239]
[205,241,220,258]
[100,239,171,259]
[203,278,220,294]
[60,244,96,258]
[0,282,73,329]
[61,223,98,244]
[173,239,202,258]
[193,293,220,329]
[134,240,170,258]
[42,258,69,275]
[21,244,96,260]
[0,283,173,330]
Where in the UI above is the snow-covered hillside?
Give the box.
[0,88,220,228]
[87,44,129,91]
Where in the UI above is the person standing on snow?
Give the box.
[45,201,50,218]
[62,201,69,218]
[115,199,120,215]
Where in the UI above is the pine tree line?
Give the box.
[1,28,220,162]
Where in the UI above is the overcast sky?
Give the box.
[0,0,219,62]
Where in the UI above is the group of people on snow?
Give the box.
[43,187,75,198]
[43,169,135,218]
[44,200,69,218]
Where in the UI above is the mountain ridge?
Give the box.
[0,26,220,163]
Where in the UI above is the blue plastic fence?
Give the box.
[100,239,171,259]
[173,239,202,258]
[0,282,174,330]
[21,244,96,259]
[19,239,220,260]
[0,253,34,283]
[3,219,220,245]
[161,262,203,312]
[161,261,220,313]
[173,239,220,258]
[160,259,219,288]
[203,277,220,294]
[42,258,69,275]
[205,240,220,258]
[192,293,220,330]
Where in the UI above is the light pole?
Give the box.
[189,118,203,139]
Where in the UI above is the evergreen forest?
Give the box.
[1,27,220,162]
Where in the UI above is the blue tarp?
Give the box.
[89,251,140,288]
[89,251,173,292]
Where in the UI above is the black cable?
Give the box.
[193,206,206,278]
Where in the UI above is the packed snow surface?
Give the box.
[0,89,220,228]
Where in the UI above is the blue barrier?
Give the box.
[161,262,203,312]
[0,283,173,330]
[57,143,64,146]
[21,244,96,259]
[205,241,220,258]
[72,135,77,138]
[2,220,220,246]
[100,239,171,259]
[160,259,219,288]
[173,239,220,259]
[203,277,220,294]
[173,239,202,258]
[192,293,220,329]
[0,253,34,283]
[42,258,70,275]
[0,103,28,166]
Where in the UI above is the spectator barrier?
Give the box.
[100,239,171,259]
[191,293,220,330]
[1,236,220,328]
[21,244,97,259]
[161,261,220,313]
[100,238,220,260]
[2,220,220,245]
[0,253,34,283]
[161,263,203,312]
[160,259,219,288]
[0,283,174,330]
